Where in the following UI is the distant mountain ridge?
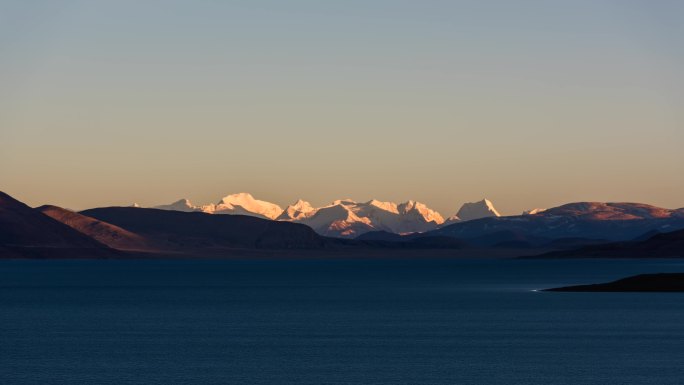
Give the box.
[2,189,684,259]
[148,194,684,240]
[151,193,501,238]
[428,202,684,243]
[541,202,679,221]
[154,194,285,219]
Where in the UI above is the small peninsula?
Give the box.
[545,273,684,292]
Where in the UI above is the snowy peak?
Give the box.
[290,199,314,212]
[455,199,501,221]
[367,199,399,213]
[153,194,283,219]
[398,200,420,211]
[218,192,254,206]
[397,200,445,225]
[277,199,316,221]
[482,198,499,214]
[154,198,197,212]
[212,193,283,220]
[332,198,357,206]
[176,198,193,206]
[291,198,446,237]
[444,214,461,225]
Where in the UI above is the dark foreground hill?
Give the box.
[545,273,684,292]
[0,192,116,258]
[529,229,684,259]
[80,206,331,251]
[37,205,155,251]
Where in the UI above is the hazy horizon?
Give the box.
[2,0,683,215]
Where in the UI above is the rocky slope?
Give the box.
[0,191,115,258]
[37,205,154,251]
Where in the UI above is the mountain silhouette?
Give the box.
[0,191,115,258]
[37,205,154,251]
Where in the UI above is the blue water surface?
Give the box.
[1,257,683,385]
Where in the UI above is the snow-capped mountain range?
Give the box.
[149,193,502,238]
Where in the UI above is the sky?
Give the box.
[1,0,683,216]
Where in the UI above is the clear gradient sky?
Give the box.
[1,0,683,216]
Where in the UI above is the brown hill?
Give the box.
[37,205,154,251]
[0,191,116,258]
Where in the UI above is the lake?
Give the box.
[1,257,683,384]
